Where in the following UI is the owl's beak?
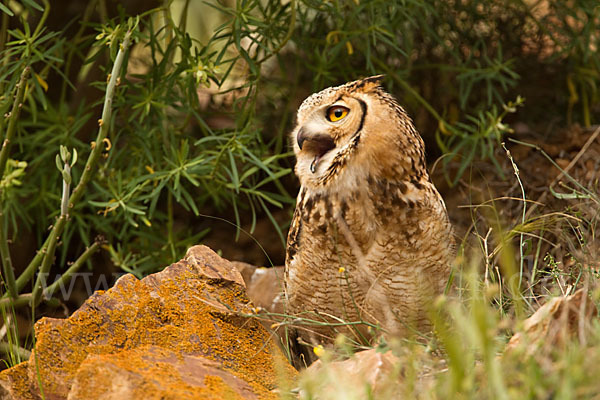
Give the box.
[296,129,336,174]
[297,128,308,150]
[297,128,335,154]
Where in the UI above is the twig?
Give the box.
[31,215,65,306]
[478,228,492,286]
[0,67,30,188]
[502,142,526,290]
[43,240,102,298]
[0,3,10,99]
[59,0,98,105]
[0,67,30,299]
[31,0,50,39]
[14,246,46,294]
[0,293,32,308]
[546,125,600,190]
[0,341,31,360]
[269,0,296,57]
[61,162,70,216]
[68,29,132,208]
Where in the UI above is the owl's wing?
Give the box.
[284,188,306,288]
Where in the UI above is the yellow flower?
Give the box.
[313,345,325,357]
[338,267,345,274]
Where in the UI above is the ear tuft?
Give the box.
[362,75,385,84]
[350,75,385,92]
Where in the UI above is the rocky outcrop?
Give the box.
[0,245,296,399]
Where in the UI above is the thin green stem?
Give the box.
[0,67,29,180]
[502,143,526,291]
[0,293,32,308]
[0,67,29,299]
[14,243,46,293]
[167,191,175,260]
[60,163,70,216]
[529,226,544,299]
[43,241,101,298]
[178,0,191,32]
[270,0,296,56]
[0,2,10,98]
[582,87,590,127]
[0,292,58,308]
[59,0,98,105]
[31,215,65,306]
[163,3,175,68]
[0,341,31,360]
[0,212,16,298]
[31,0,50,39]
[68,29,132,208]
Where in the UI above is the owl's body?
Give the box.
[285,77,454,348]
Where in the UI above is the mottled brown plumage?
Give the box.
[284,76,455,351]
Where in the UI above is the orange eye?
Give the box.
[326,106,349,122]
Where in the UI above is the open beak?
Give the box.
[295,128,336,173]
[297,129,335,153]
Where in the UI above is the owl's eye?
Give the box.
[326,106,349,122]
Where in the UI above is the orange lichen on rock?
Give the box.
[69,345,257,400]
[0,245,296,399]
[0,361,35,399]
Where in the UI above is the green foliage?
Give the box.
[438,96,525,185]
[288,0,600,183]
[1,1,296,283]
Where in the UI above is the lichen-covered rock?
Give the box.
[0,245,296,399]
[0,362,33,400]
[68,345,260,400]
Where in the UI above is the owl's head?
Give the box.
[290,76,426,189]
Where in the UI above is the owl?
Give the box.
[284,76,455,354]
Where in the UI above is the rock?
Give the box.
[68,346,260,400]
[232,262,306,370]
[0,245,296,399]
[0,363,32,400]
[232,262,284,314]
[300,349,402,398]
[505,289,595,355]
